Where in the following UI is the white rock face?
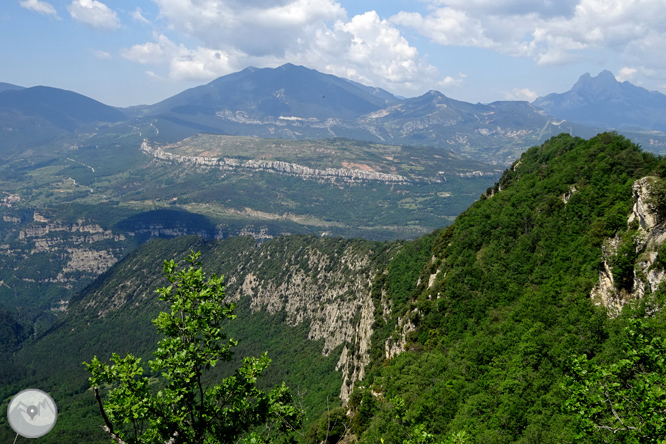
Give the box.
[61,248,117,274]
[631,177,659,230]
[231,243,387,402]
[591,176,666,315]
[141,140,442,184]
[19,219,114,240]
[6,216,127,292]
[590,236,621,311]
[384,311,418,360]
[562,185,577,204]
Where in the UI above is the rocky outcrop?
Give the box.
[562,185,577,204]
[629,177,660,230]
[230,241,392,402]
[1,215,129,300]
[591,176,666,314]
[60,248,118,274]
[455,170,498,178]
[336,294,375,401]
[1,193,20,208]
[141,140,440,184]
[19,219,123,241]
[590,235,623,311]
[385,311,417,360]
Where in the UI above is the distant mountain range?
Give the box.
[1,64,666,164]
[0,82,23,93]
[142,64,400,120]
[131,64,598,164]
[0,86,125,132]
[0,84,126,151]
[533,70,666,132]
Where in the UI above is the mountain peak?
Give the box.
[0,85,126,131]
[148,63,399,121]
[598,69,616,81]
[572,70,618,93]
[533,70,666,132]
[0,82,24,93]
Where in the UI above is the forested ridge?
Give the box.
[344,133,666,443]
[2,133,666,443]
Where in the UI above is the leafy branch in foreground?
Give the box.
[84,251,302,444]
[563,319,666,443]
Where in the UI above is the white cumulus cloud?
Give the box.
[151,0,346,57]
[314,11,439,91]
[121,34,237,81]
[67,0,120,30]
[504,88,539,102]
[19,0,59,17]
[93,49,112,59]
[616,67,637,82]
[120,2,446,96]
[438,73,467,89]
[393,0,666,71]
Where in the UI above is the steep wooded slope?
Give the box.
[0,234,415,443]
[3,133,666,444]
[347,133,666,443]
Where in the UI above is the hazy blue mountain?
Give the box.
[343,78,400,104]
[353,90,597,164]
[533,70,666,132]
[4,65,665,168]
[139,66,599,165]
[0,86,126,132]
[0,82,24,93]
[145,63,399,121]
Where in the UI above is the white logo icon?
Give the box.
[7,389,58,438]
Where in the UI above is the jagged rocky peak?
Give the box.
[591,176,666,314]
[564,70,622,104]
[572,70,618,92]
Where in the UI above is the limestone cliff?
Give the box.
[591,176,666,313]
[0,212,130,309]
[76,235,402,403]
[231,241,390,401]
[141,140,440,184]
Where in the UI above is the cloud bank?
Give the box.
[119,0,444,96]
[111,0,666,97]
[392,0,666,68]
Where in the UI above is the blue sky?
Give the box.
[3,0,666,107]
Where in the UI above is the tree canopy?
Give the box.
[85,252,302,444]
[564,319,666,443]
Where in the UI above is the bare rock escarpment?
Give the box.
[591,176,666,314]
[141,140,441,184]
[232,242,387,402]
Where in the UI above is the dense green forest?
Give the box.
[0,234,402,443]
[342,133,666,443]
[2,133,666,443]
[0,128,496,314]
